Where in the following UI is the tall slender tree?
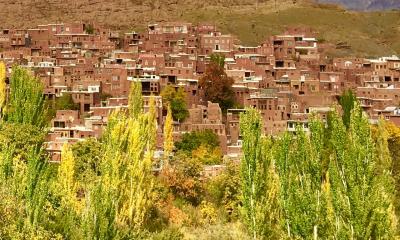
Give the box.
[0,62,6,116]
[163,104,174,166]
[339,89,356,129]
[240,108,283,239]
[328,106,397,239]
[5,66,47,128]
[128,81,143,119]
[84,91,156,238]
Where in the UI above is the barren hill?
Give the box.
[320,0,400,11]
[0,0,399,56]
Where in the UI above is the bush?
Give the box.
[175,130,220,153]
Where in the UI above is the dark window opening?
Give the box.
[84,104,90,112]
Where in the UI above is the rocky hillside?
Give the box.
[0,0,399,56]
[319,0,400,10]
[0,0,274,30]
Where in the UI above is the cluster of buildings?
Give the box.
[1,22,400,164]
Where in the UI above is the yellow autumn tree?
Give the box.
[84,95,156,238]
[128,81,143,119]
[53,143,82,238]
[57,143,78,210]
[163,104,174,166]
[0,61,6,115]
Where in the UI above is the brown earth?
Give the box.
[0,0,399,56]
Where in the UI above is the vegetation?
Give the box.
[161,85,189,122]
[5,66,48,128]
[0,62,6,117]
[240,106,397,239]
[339,89,357,128]
[55,93,80,111]
[0,66,399,239]
[199,54,236,112]
[175,130,220,154]
[163,105,174,166]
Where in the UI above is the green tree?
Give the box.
[83,97,156,238]
[161,85,189,122]
[240,108,283,239]
[71,137,101,182]
[0,65,53,238]
[207,162,241,221]
[327,106,397,239]
[274,120,329,239]
[175,130,220,153]
[384,121,400,228]
[55,93,80,111]
[210,53,225,68]
[0,123,46,160]
[5,66,48,128]
[339,89,356,129]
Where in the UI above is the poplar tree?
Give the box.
[327,105,396,239]
[0,66,51,237]
[339,89,356,129]
[274,121,328,239]
[5,66,47,128]
[240,108,282,239]
[84,91,156,239]
[0,62,6,116]
[53,143,81,238]
[128,81,143,119]
[163,104,174,166]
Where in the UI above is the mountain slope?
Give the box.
[0,0,399,56]
[319,0,400,10]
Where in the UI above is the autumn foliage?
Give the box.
[199,57,235,112]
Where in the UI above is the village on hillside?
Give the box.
[1,22,399,171]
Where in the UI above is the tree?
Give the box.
[52,143,81,238]
[71,137,101,182]
[327,105,396,239]
[175,130,220,153]
[4,66,48,129]
[339,89,356,129]
[0,61,6,116]
[274,120,329,239]
[0,123,46,160]
[161,85,189,122]
[55,93,80,111]
[191,144,222,165]
[210,53,225,68]
[0,64,53,238]
[207,162,241,221]
[128,81,143,119]
[384,121,400,226]
[83,96,156,238]
[240,108,282,239]
[84,24,95,34]
[199,57,235,112]
[239,106,397,239]
[163,104,174,166]
[160,151,204,205]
